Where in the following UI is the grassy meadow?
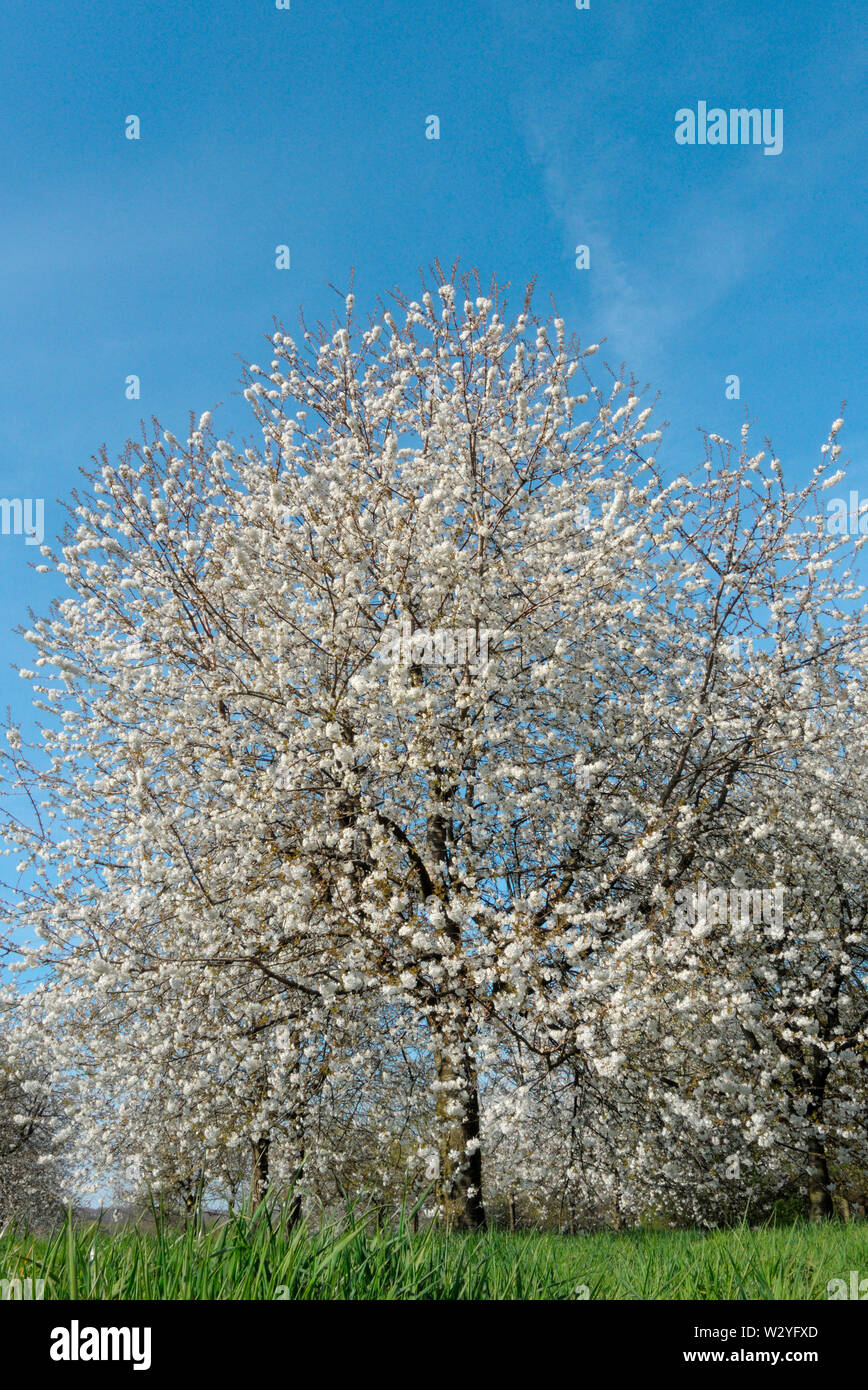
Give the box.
[1,1208,866,1300]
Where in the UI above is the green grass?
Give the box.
[1,1208,866,1300]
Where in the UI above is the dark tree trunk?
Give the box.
[251,1134,270,1212]
[176,1173,202,1224]
[423,747,486,1233]
[433,1032,486,1231]
[806,1060,832,1222]
[404,670,492,1235]
[807,1141,833,1222]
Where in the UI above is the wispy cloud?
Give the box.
[517,102,784,372]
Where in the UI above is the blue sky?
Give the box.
[0,0,865,728]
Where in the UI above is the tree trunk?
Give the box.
[806,1060,832,1222]
[251,1133,270,1212]
[433,1032,486,1231]
[178,1173,202,1226]
[807,1140,833,1222]
[424,744,486,1231]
